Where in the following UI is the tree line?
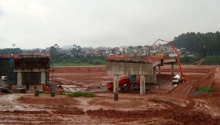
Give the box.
[49,44,105,65]
[172,31,220,57]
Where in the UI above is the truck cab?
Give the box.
[172,75,180,84]
[1,76,8,81]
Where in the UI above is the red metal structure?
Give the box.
[152,39,187,82]
[106,76,132,91]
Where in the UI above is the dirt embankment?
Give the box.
[170,66,220,97]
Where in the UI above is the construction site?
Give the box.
[1,40,220,124]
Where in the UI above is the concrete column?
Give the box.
[152,67,156,83]
[140,75,146,94]
[17,72,22,86]
[171,63,174,74]
[113,75,119,101]
[41,72,46,84]
[158,66,161,74]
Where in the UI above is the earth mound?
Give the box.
[171,67,220,97]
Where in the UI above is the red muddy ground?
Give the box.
[1,65,220,125]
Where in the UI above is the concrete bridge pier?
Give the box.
[171,63,175,74]
[106,58,177,100]
[140,75,146,94]
[158,66,161,74]
[17,72,22,86]
[113,74,119,101]
[152,67,156,83]
[41,72,46,84]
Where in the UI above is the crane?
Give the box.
[151,39,187,83]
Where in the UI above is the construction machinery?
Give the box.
[106,77,132,91]
[152,39,187,83]
[106,75,140,91]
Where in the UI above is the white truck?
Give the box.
[172,75,181,84]
[1,76,8,81]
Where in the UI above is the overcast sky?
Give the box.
[0,0,220,49]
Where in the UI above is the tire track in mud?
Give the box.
[193,98,220,118]
[193,99,210,112]
[0,111,87,125]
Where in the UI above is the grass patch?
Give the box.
[38,90,45,94]
[196,87,215,92]
[68,91,96,97]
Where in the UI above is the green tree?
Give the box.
[72,44,82,57]
[50,44,61,63]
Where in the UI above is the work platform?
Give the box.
[106,55,177,99]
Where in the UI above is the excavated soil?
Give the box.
[1,65,220,125]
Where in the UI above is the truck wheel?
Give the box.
[126,86,130,92]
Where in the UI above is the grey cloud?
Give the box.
[0,7,4,17]
[0,0,220,49]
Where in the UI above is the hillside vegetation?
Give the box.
[172,31,220,65]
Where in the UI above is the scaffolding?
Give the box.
[13,53,50,86]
